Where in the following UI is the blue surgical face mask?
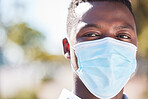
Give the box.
[71,37,137,99]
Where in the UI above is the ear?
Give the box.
[62,38,70,59]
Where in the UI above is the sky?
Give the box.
[1,0,71,55]
[32,0,71,55]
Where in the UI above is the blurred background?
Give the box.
[0,0,147,99]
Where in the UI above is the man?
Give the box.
[60,0,137,99]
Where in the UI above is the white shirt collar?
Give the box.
[59,89,81,99]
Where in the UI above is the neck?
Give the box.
[73,73,124,99]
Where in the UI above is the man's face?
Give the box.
[63,1,137,70]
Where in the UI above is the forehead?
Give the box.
[69,1,136,39]
[81,2,135,24]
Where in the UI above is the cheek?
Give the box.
[70,49,79,70]
[132,35,137,46]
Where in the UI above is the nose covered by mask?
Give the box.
[71,37,137,99]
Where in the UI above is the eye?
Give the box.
[83,32,101,37]
[116,33,131,39]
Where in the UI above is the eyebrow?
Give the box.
[114,25,134,31]
[80,23,134,31]
[81,24,101,29]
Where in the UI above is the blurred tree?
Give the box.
[8,23,43,47]
[134,0,148,59]
[0,0,66,63]
[0,0,6,65]
[7,90,37,99]
[7,23,50,61]
[7,23,66,62]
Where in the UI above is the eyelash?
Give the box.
[116,33,131,39]
[82,32,131,42]
[83,32,101,37]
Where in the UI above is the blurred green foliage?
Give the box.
[7,23,46,61]
[6,23,66,62]
[141,85,148,99]
[7,90,37,99]
[133,0,148,59]
[41,75,53,83]
[8,23,43,47]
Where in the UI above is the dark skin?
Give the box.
[63,1,137,99]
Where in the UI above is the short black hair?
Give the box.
[67,0,135,36]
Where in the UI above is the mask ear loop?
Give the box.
[67,37,77,72]
[67,37,75,49]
